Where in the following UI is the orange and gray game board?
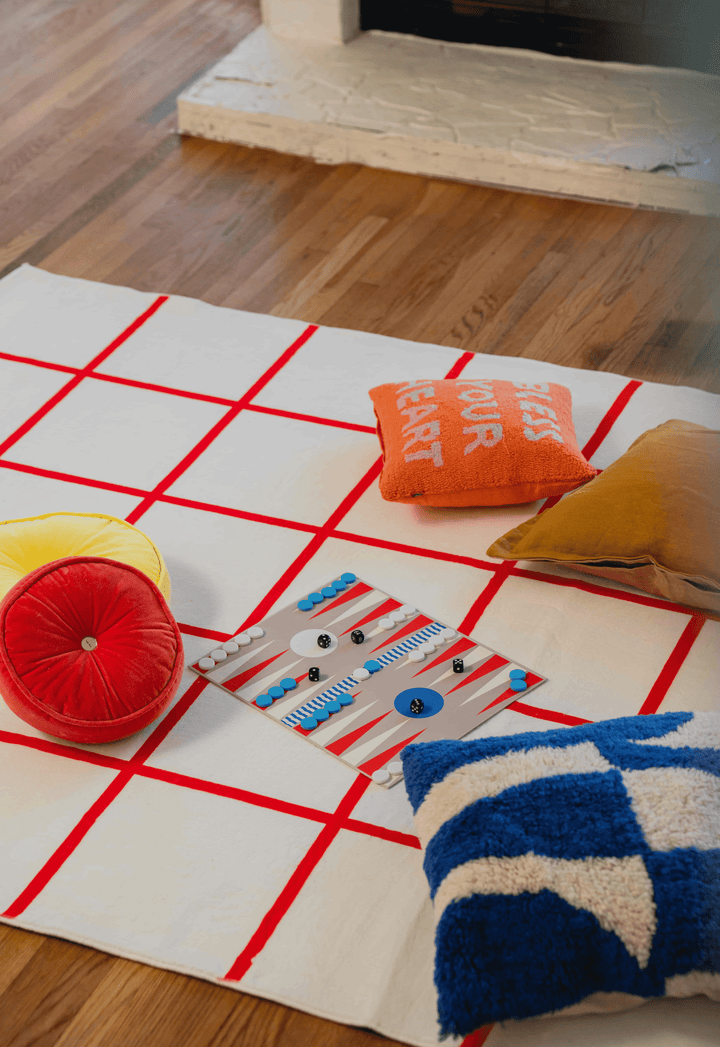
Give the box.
[189,574,546,786]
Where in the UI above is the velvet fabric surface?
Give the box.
[0,556,183,743]
[0,512,171,604]
[369,378,597,506]
[487,419,720,615]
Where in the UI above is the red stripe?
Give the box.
[0,451,690,620]
[223,650,288,693]
[332,530,500,574]
[0,458,147,497]
[161,493,319,534]
[0,730,127,772]
[0,727,423,850]
[125,324,318,525]
[131,677,209,764]
[0,351,77,375]
[458,563,515,635]
[510,702,593,727]
[412,636,476,676]
[246,403,376,434]
[2,768,133,918]
[322,457,384,531]
[372,614,434,652]
[343,819,421,849]
[444,352,476,380]
[461,1027,494,1047]
[581,379,642,460]
[179,622,231,642]
[638,614,706,715]
[87,296,170,369]
[308,581,373,618]
[89,370,235,406]
[0,296,169,460]
[137,765,333,825]
[223,774,370,981]
[340,596,403,634]
[234,457,385,632]
[325,711,391,756]
[445,654,508,695]
[357,728,426,775]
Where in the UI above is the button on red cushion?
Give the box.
[0,556,184,743]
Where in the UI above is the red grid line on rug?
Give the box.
[0,349,377,436]
[0,313,707,1025]
[0,296,169,459]
[0,339,469,924]
[0,452,703,621]
[124,324,320,525]
[2,675,207,919]
[458,379,643,637]
[0,726,420,852]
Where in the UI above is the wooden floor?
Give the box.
[0,2,719,1045]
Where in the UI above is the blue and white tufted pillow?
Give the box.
[401,711,720,1039]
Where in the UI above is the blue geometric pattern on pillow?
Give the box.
[400,711,720,1038]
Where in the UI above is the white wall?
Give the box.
[260,0,360,44]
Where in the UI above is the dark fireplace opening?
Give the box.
[360,0,719,74]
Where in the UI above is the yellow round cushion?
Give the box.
[0,513,171,605]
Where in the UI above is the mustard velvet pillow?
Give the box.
[487,420,720,616]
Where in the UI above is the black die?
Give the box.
[317,633,332,649]
[410,697,425,714]
[350,629,364,645]
[308,666,320,682]
[453,658,464,674]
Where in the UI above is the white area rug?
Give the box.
[0,264,718,1047]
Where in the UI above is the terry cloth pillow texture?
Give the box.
[400,711,720,1039]
[0,556,183,744]
[369,379,598,506]
[0,512,171,604]
[487,419,720,616]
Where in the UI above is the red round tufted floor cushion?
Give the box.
[0,555,184,744]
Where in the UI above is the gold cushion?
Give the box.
[486,419,720,616]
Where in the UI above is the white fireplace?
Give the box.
[177,0,720,215]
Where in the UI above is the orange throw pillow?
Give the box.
[369,379,598,506]
[486,419,720,616]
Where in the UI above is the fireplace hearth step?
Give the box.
[177,27,720,216]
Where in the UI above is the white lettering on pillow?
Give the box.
[405,442,444,467]
[396,386,435,408]
[463,424,503,452]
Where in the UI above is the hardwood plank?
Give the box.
[0,925,45,997]
[0,936,113,1047]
